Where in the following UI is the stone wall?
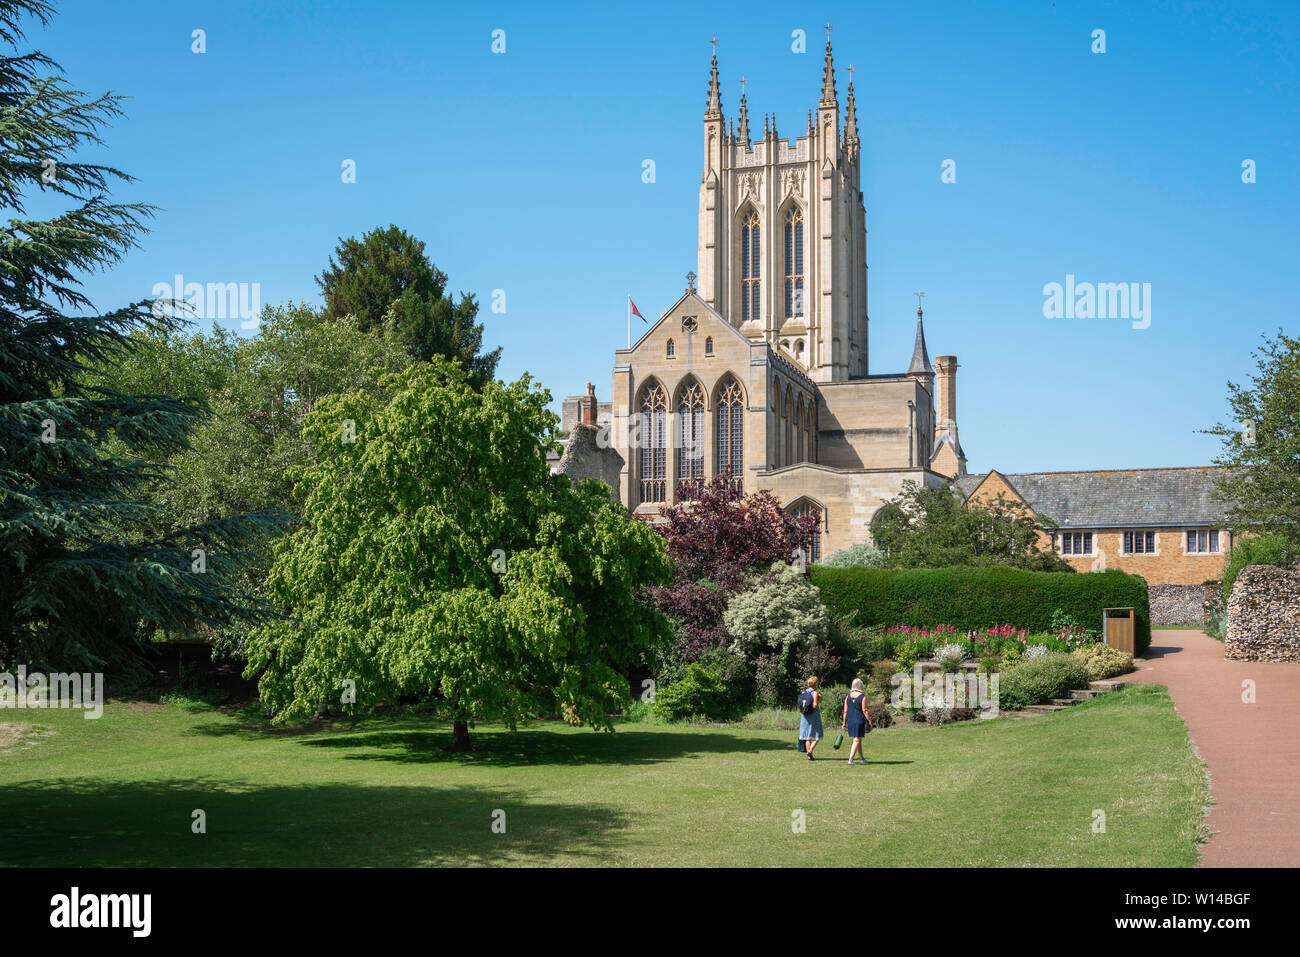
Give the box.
[1149,583,1211,626]
[1225,564,1300,661]
[555,423,623,502]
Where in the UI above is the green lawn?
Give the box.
[0,686,1207,867]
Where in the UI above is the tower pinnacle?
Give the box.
[705,39,722,118]
[843,63,860,151]
[819,25,837,107]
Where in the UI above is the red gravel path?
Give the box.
[1129,628,1300,867]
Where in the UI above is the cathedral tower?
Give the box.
[696,30,869,382]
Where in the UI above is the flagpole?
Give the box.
[627,295,631,349]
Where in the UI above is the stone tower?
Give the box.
[695,33,869,382]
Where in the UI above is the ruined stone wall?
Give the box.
[555,423,624,503]
[1149,583,1211,626]
[1225,564,1300,661]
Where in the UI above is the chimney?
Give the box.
[582,382,597,426]
[934,356,958,431]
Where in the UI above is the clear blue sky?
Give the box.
[37,0,1300,473]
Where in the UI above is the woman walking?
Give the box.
[842,678,873,765]
[797,676,823,760]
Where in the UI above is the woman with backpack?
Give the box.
[797,676,822,760]
[842,677,873,765]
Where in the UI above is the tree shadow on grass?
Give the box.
[296,725,788,767]
[0,778,632,867]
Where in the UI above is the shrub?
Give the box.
[792,639,842,693]
[1002,644,1023,665]
[620,700,663,724]
[977,654,1001,675]
[893,641,920,671]
[1023,644,1051,662]
[1071,643,1134,681]
[1222,533,1291,601]
[754,652,788,707]
[810,566,1152,654]
[866,703,894,728]
[818,684,850,727]
[653,664,729,721]
[821,541,888,568]
[997,653,1090,711]
[933,642,967,669]
[697,646,754,716]
[724,564,830,661]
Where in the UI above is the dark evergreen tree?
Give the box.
[316,224,501,387]
[0,0,289,673]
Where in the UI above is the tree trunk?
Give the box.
[451,720,472,752]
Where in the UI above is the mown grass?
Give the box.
[0,685,1206,867]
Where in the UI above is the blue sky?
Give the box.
[34,0,1300,473]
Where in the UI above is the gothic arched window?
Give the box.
[790,500,822,564]
[638,382,667,504]
[716,376,744,494]
[740,209,760,322]
[666,338,675,358]
[784,206,804,318]
[676,380,705,498]
[705,336,714,356]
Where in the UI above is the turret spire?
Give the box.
[737,75,750,145]
[908,292,932,376]
[820,23,837,107]
[705,37,722,118]
[843,63,860,151]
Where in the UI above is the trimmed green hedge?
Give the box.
[810,566,1151,655]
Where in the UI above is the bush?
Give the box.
[697,646,754,716]
[810,565,1152,654]
[1023,644,1051,661]
[754,652,788,707]
[1070,643,1134,681]
[1222,533,1291,601]
[817,684,850,727]
[820,541,888,568]
[997,652,1090,711]
[724,564,830,660]
[792,639,842,693]
[653,664,730,721]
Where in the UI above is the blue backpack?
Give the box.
[798,689,816,715]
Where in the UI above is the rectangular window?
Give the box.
[1123,531,1156,554]
[1061,532,1092,555]
[1187,529,1220,554]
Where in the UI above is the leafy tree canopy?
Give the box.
[1209,330,1300,555]
[316,224,500,386]
[0,0,288,672]
[244,357,673,750]
[871,481,1073,573]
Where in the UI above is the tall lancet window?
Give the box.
[716,377,744,494]
[740,209,760,321]
[784,206,804,318]
[676,381,705,499]
[638,383,667,504]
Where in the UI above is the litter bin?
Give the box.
[1102,607,1135,655]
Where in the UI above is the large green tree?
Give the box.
[1209,330,1300,555]
[872,481,1073,572]
[0,0,287,671]
[245,357,673,750]
[317,224,500,386]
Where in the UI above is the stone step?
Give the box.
[1070,689,1105,700]
[1089,680,1128,692]
[1049,697,1080,707]
[1025,704,1068,713]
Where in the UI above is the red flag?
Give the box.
[629,297,645,322]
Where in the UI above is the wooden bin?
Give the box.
[1102,607,1135,655]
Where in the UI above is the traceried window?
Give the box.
[705,336,714,356]
[716,376,744,493]
[1123,531,1156,554]
[740,209,760,322]
[784,205,804,318]
[1187,529,1219,554]
[676,381,705,498]
[1060,532,1092,555]
[638,383,667,504]
[666,338,675,358]
[790,500,822,564]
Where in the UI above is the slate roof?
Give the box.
[953,467,1231,528]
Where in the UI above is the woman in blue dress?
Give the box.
[842,677,873,765]
[797,676,823,760]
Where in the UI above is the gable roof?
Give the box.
[953,467,1230,528]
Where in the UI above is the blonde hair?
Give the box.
[851,678,864,691]
[806,676,819,689]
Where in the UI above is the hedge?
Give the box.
[810,566,1151,655]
